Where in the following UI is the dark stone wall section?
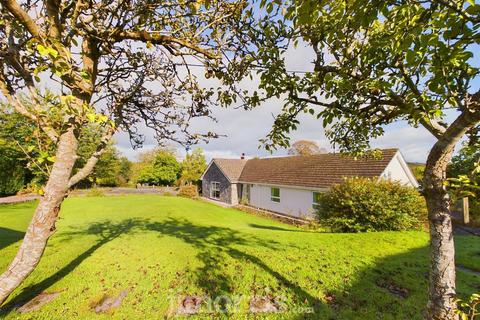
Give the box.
[202,162,232,204]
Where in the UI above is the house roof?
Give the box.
[210,158,248,182]
[237,149,399,189]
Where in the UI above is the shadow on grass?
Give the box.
[0,219,143,314]
[143,218,323,313]
[0,227,25,251]
[3,215,476,319]
[248,223,313,233]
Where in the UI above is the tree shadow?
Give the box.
[142,218,323,316]
[0,227,25,251]
[248,223,313,233]
[2,214,476,318]
[0,218,143,314]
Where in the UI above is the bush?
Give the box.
[316,177,426,232]
[178,185,198,199]
[86,188,105,197]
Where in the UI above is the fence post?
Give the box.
[463,197,470,225]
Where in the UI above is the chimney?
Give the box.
[241,153,245,160]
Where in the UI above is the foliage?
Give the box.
[85,188,105,197]
[447,142,480,199]
[456,293,480,320]
[466,200,480,227]
[0,0,254,155]
[92,147,120,187]
[0,111,132,190]
[137,149,181,186]
[287,140,327,156]
[408,163,425,185]
[316,178,427,232]
[0,108,48,186]
[178,184,199,199]
[248,2,480,314]
[118,157,132,186]
[180,148,207,185]
[0,144,25,196]
[249,0,480,154]
[0,196,477,319]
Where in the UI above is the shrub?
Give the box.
[178,185,198,199]
[316,177,426,232]
[86,188,105,197]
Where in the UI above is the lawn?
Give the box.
[0,195,478,319]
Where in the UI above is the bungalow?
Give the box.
[200,149,418,219]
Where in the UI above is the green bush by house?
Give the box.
[316,177,427,232]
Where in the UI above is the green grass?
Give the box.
[0,195,478,319]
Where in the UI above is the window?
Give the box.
[313,192,322,210]
[211,182,220,199]
[271,187,280,202]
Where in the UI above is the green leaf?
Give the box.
[80,71,90,80]
[36,44,58,58]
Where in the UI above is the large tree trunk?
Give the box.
[0,128,78,306]
[423,110,480,319]
[424,158,457,320]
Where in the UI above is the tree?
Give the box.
[287,140,327,156]
[0,111,32,194]
[180,148,207,184]
[0,0,252,304]
[89,145,121,187]
[118,157,132,186]
[250,1,480,318]
[137,149,181,186]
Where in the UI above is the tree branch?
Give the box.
[111,30,219,59]
[431,0,480,23]
[67,126,115,188]
[0,0,44,38]
[45,0,62,38]
[0,70,59,142]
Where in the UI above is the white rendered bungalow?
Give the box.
[201,149,418,219]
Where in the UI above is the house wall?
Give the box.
[202,162,232,204]
[381,152,419,187]
[248,184,319,218]
[231,183,240,205]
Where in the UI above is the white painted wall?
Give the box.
[380,152,419,188]
[248,184,318,219]
[246,151,419,218]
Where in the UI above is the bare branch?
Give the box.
[111,30,219,59]
[67,126,115,188]
[0,0,44,38]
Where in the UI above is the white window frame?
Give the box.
[211,181,220,199]
[312,191,321,210]
[270,187,280,203]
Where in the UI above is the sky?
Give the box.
[114,42,443,164]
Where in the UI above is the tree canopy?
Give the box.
[137,148,181,186]
[180,148,207,184]
[288,140,327,156]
